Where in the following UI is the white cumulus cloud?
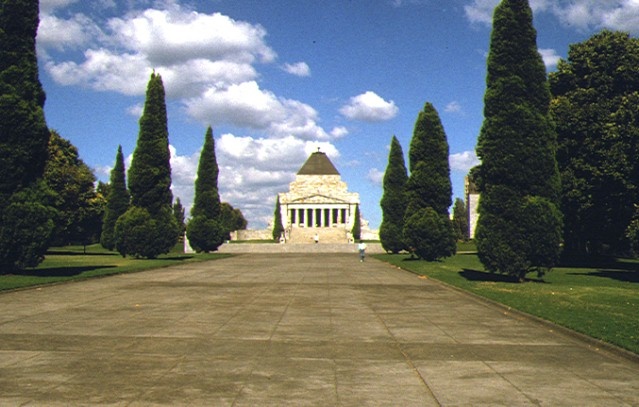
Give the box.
[282,62,311,77]
[339,91,399,122]
[449,150,480,172]
[539,48,561,69]
[464,0,639,34]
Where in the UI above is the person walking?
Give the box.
[358,241,367,262]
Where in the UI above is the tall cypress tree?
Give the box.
[351,205,361,241]
[272,195,284,241]
[191,126,220,219]
[128,73,173,215]
[186,126,225,252]
[101,146,130,250]
[379,136,408,253]
[0,0,55,269]
[403,103,455,260]
[475,0,562,281]
[115,73,178,258]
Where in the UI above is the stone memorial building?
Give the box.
[277,150,372,243]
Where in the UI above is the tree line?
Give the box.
[0,0,246,271]
[5,0,639,279]
[380,0,639,281]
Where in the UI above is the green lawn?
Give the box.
[0,244,231,292]
[376,250,639,354]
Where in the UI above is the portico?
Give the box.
[278,150,361,243]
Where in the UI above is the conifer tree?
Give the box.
[403,103,455,260]
[272,196,284,241]
[0,0,55,269]
[186,126,224,252]
[172,197,185,240]
[351,205,361,241]
[380,136,408,253]
[475,0,562,281]
[452,198,469,241]
[115,73,178,258]
[101,146,129,250]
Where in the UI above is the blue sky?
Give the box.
[36,0,639,229]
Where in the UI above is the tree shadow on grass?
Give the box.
[459,269,546,284]
[568,269,639,283]
[7,266,117,277]
[562,255,639,283]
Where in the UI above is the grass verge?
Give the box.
[0,244,231,292]
[375,251,639,355]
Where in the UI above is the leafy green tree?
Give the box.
[186,126,224,252]
[476,0,562,281]
[220,202,247,240]
[351,205,361,241]
[550,31,639,256]
[404,207,456,261]
[101,146,130,250]
[380,136,408,253]
[272,196,285,241]
[0,0,55,269]
[452,197,469,241]
[44,131,103,246]
[172,197,185,240]
[221,202,247,232]
[116,73,178,258]
[403,102,455,260]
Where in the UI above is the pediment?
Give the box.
[291,194,350,204]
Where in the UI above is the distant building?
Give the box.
[277,150,376,243]
[230,150,378,242]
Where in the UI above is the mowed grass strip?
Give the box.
[376,249,639,355]
[0,244,231,292]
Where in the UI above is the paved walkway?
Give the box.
[0,254,637,406]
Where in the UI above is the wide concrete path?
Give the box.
[1,254,638,406]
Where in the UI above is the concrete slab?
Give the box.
[0,253,638,406]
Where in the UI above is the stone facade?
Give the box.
[228,151,378,243]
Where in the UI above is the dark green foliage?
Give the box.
[186,126,224,252]
[405,103,452,216]
[128,73,173,216]
[272,196,285,241]
[403,103,455,260]
[351,205,361,241]
[118,73,177,258]
[0,181,56,271]
[0,0,48,197]
[380,136,408,253]
[475,0,562,279]
[44,131,103,246]
[101,146,130,250]
[0,0,54,269]
[452,198,469,241]
[550,31,639,256]
[403,207,456,261]
[220,202,247,232]
[191,126,220,219]
[186,216,225,253]
[172,197,186,240]
[115,206,178,259]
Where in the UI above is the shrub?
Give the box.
[403,207,456,261]
[115,206,178,259]
[186,216,225,253]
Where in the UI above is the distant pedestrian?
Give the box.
[358,241,367,262]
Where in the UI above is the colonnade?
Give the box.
[288,205,352,228]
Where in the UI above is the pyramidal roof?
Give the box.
[297,151,340,175]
